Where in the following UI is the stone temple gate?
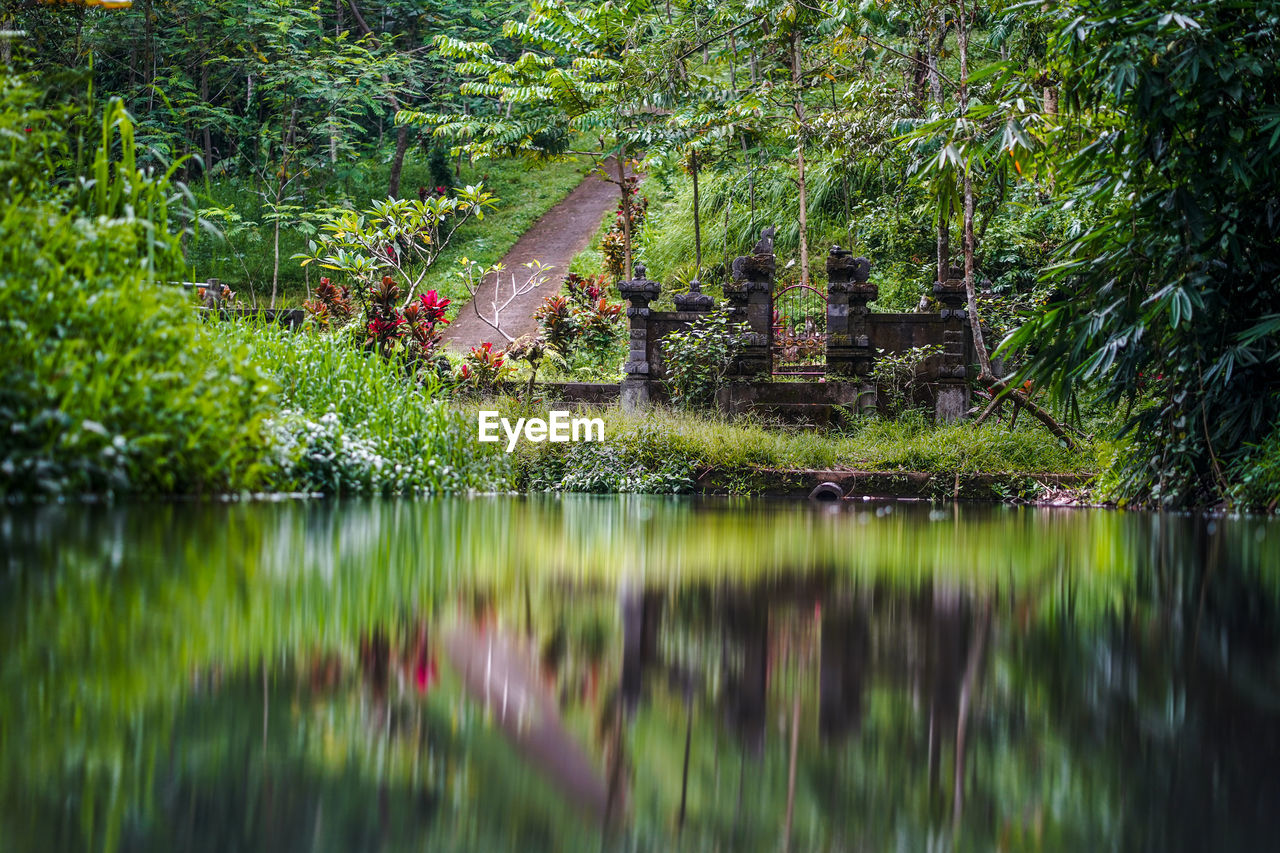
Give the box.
[618,237,976,422]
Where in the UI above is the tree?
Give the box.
[400,0,662,280]
[1008,0,1280,505]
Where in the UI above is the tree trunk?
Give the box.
[690,149,702,277]
[271,213,281,310]
[930,11,949,288]
[677,699,693,834]
[956,0,992,377]
[616,148,633,281]
[388,126,410,198]
[937,216,949,288]
[200,58,213,173]
[144,0,155,94]
[783,674,801,852]
[792,32,810,286]
[952,601,991,830]
[348,0,411,198]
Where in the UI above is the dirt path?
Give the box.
[443,161,621,351]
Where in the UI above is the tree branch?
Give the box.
[677,15,765,62]
[858,33,957,89]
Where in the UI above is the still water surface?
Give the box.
[2,497,1278,851]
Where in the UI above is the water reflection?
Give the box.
[1,498,1278,851]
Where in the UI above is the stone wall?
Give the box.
[619,243,976,422]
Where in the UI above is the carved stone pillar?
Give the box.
[825,247,875,381]
[933,268,971,422]
[619,263,661,412]
[725,253,775,377]
[673,277,715,312]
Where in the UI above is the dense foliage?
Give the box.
[0,81,273,497]
[4,0,1278,506]
[1008,0,1280,507]
[0,73,507,499]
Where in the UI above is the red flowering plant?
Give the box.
[458,341,513,393]
[578,296,622,353]
[303,277,355,330]
[533,273,623,363]
[563,272,605,307]
[534,294,580,353]
[360,277,451,363]
[363,276,405,355]
[403,289,451,354]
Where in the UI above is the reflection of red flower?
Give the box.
[414,656,438,693]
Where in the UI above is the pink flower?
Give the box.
[418,290,451,325]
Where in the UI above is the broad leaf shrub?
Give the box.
[1009,1,1280,508]
[661,308,748,410]
[1228,429,1280,514]
[518,423,696,494]
[0,90,274,498]
[458,342,513,393]
[534,272,625,375]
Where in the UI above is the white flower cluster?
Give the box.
[263,407,507,496]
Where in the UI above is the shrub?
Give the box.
[534,273,624,369]
[869,345,944,417]
[520,426,695,494]
[459,342,514,392]
[534,294,580,352]
[1227,429,1280,513]
[0,92,274,498]
[661,308,748,410]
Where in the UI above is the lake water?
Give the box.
[2,497,1278,851]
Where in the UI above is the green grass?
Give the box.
[567,205,614,279]
[457,401,1099,494]
[211,323,511,496]
[183,152,593,311]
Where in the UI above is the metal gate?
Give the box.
[771,283,826,375]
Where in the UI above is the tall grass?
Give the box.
[217,324,511,495]
[637,156,934,307]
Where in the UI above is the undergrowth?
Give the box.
[480,403,1097,495]
[187,154,591,311]
[220,324,511,496]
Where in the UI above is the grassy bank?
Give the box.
[215,324,510,495]
[460,402,1099,496]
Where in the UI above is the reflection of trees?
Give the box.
[615,528,1280,851]
[2,500,1279,851]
